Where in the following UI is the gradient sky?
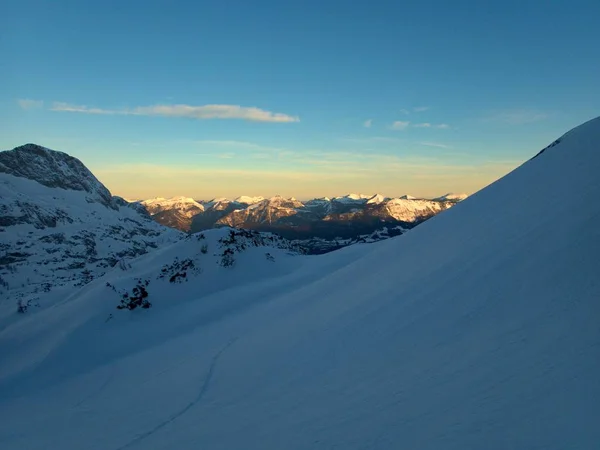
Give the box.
[2,0,599,200]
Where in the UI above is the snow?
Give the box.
[202,198,238,211]
[384,197,445,221]
[202,197,230,208]
[365,193,388,204]
[141,196,204,217]
[234,195,265,205]
[332,193,373,203]
[434,192,468,201]
[0,172,181,319]
[1,117,600,449]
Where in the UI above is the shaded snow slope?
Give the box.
[1,118,599,449]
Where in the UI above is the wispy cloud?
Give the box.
[419,141,452,149]
[390,120,410,130]
[363,119,373,128]
[49,102,300,123]
[17,99,44,110]
[391,122,450,130]
[486,109,549,125]
[399,109,410,115]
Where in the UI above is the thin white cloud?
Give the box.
[363,119,373,128]
[17,99,44,110]
[399,109,410,115]
[414,106,430,112]
[392,122,450,130]
[52,103,112,115]
[50,102,300,123]
[390,121,410,130]
[414,123,450,129]
[419,141,452,149]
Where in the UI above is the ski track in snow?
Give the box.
[114,337,238,450]
[72,367,116,409]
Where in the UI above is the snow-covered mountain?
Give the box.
[184,193,464,242]
[141,196,205,231]
[433,192,469,202]
[0,143,114,207]
[141,192,466,239]
[1,118,598,449]
[0,144,182,310]
[142,196,204,217]
[216,195,306,228]
[234,195,265,205]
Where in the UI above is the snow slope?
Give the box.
[1,117,599,449]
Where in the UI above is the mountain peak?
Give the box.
[434,193,468,202]
[366,193,388,204]
[0,143,113,207]
[234,195,265,205]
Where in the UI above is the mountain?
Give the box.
[433,192,469,202]
[0,143,115,207]
[143,192,466,245]
[141,197,205,231]
[190,197,244,231]
[184,193,464,243]
[215,195,306,229]
[234,195,265,205]
[0,118,597,449]
[0,144,182,309]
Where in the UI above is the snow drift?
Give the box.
[0,117,599,449]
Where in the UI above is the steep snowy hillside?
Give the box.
[0,117,599,450]
[0,145,182,317]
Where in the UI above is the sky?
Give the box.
[1,0,599,200]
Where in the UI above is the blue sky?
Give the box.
[2,0,599,200]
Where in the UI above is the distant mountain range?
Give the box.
[140,192,468,241]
